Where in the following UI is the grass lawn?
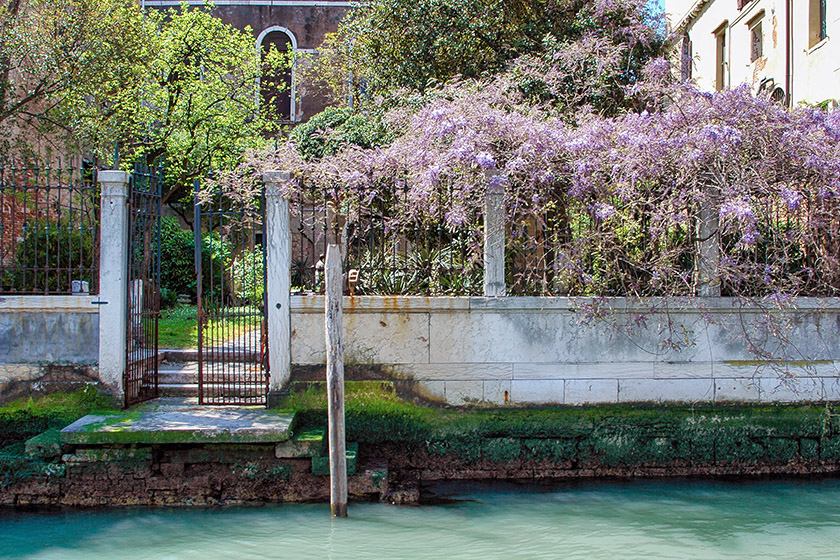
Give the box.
[158,305,262,349]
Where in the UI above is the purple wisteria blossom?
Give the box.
[218,53,840,300]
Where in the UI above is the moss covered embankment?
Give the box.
[2,383,840,506]
[0,388,118,490]
[287,382,840,489]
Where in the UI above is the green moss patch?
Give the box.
[0,387,118,448]
[278,382,840,468]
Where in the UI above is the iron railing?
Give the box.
[124,163,162,407]
[195,181,268,405]
[0,159,99,295]
[290,186,482,296]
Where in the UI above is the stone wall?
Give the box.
[0,296,99,401]
[291,295,840,405]
[5,406,840,506]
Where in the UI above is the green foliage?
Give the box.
[63,4,282,201]
[2,219,95,292]
[159,216,241,301]
[0,387,117,448]
[160,216,196,297]
[280,383,837,467]
[231,248,264,302]
[289,107,391,160]
[349,242,482,295]
[120,6,280,201]
[313,0,663,106]
[0,0,147,151]
[160,287,179,309]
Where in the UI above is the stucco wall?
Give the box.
[291,295,840,405]
[668,0,840,104]
[0,295,100,401]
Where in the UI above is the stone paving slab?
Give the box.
[60,398,295,445]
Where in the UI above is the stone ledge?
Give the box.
[61,399,295,445]
[290,295,840,314]
[0,295,98,313]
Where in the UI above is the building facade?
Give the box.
[665,0,839,106]
[143,0,353,122]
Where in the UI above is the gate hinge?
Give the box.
[91,301,109,305]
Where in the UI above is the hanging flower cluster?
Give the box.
[220,56,840,299]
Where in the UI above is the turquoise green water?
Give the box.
[3,479,840,559]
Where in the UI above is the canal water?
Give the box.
[2,478,839,559]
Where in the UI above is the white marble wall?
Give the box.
[290,296,840,406]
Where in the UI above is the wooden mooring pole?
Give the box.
[325,206,348,517]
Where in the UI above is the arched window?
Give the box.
[257,27,297,122]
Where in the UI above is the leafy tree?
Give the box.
[0,1,289,205]
[74,5,288,204]
[312,0,662,108]
[0,0,146,154]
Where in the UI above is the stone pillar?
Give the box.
[263,171,292,407]
[97,170,130,398]
[483,170,506,297]
[696,197,721,297]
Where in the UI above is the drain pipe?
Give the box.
[786,0,792,106]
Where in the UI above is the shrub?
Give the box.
[160,216,196,297]
[290,106,390,160]
[159,216,234,300]
[2,219,95,293]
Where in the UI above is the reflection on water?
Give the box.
[2,478,839,560]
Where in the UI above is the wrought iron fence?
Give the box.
[290,186,482,296]
[0,159,99,295]
[195,181,268,405]
[506,192,840,298]
[124,162,163,407]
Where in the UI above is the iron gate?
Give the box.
[194,181,268,405]
[124,164,162,407]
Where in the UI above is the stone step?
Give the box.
[160,349,262,363]
[159,383,198,397]
[158,362,266,383]
[159,362,199,383]
[61,399,295,445]
[276,427,326,458]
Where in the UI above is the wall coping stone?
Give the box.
[291,295,840,314]
[0,295,98,313]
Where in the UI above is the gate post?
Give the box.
[484,169,506,297]
[263,171,292,407]
[98,170,130,399]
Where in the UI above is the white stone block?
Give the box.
[483,380,511,405]
[444,380,484,405]
[415,380,446,403]
[430,312,570,363]
[291,311,430,365]
[564,379,618,404]
[393,363,512,381]
[759,376,824,402]
[618,378,714,403]
[513,363,574,380]
[510,379,564,405]
[822,377,840,402]
[714,378,760,402]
